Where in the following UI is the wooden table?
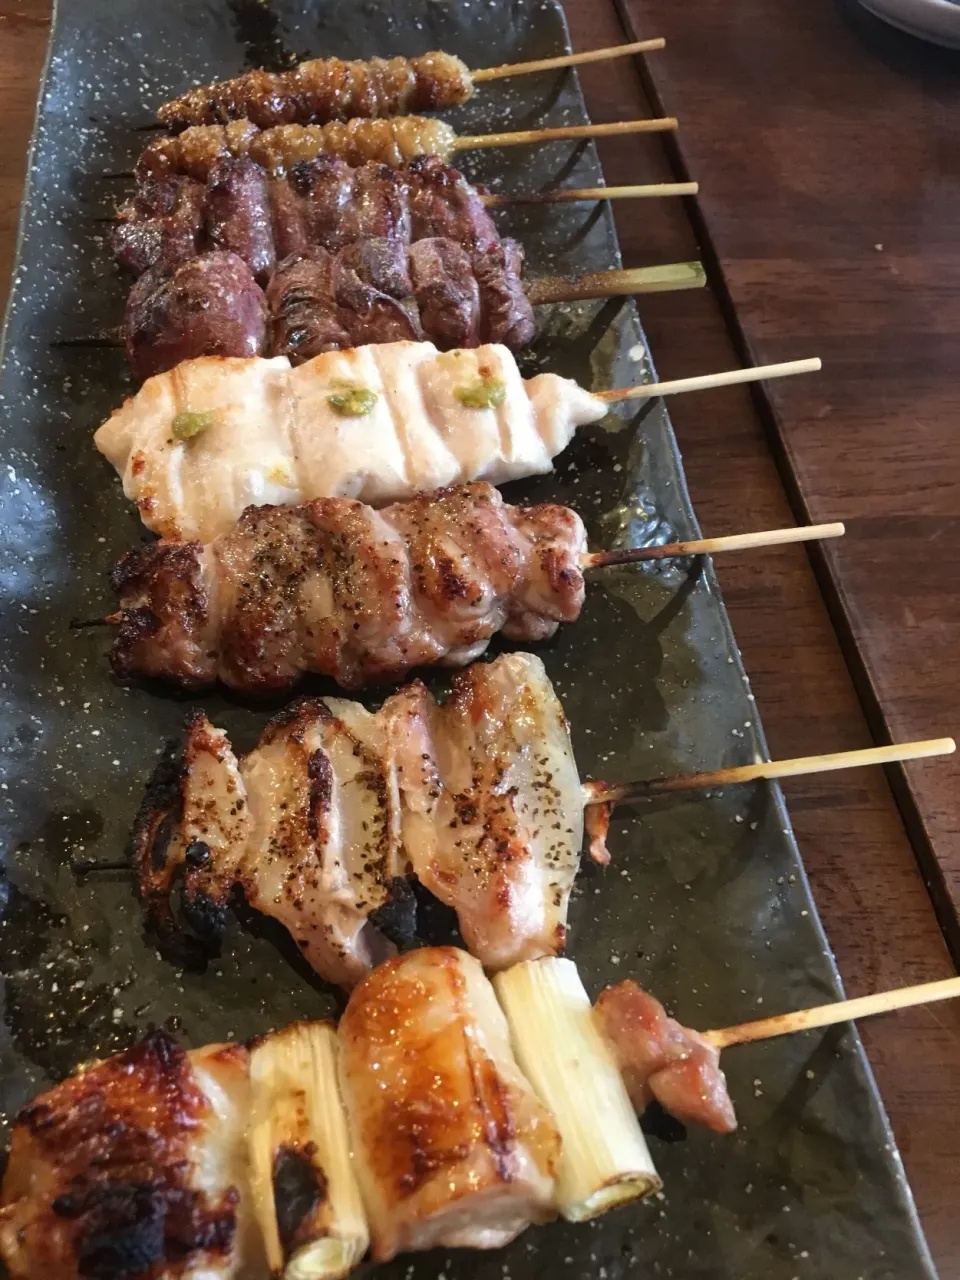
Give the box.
[1,0,957,1272]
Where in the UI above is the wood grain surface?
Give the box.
[1,0,957,1272]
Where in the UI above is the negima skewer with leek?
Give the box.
[2,951,958,1278]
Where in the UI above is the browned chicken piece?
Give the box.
[157,51,473,130]
[109,483,587,694]
[595,980,738,1134]
[0,1032,261,1280]
[236,698,408,986]
[338,947,560,1261]
[131,706,408,989]
[388,652,584,969]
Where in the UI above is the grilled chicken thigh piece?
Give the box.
[0,1033,261,1280]
[109,483,586,694]
[338,947,560,1261]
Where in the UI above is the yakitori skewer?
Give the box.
[104,480,844,694]
[137,115,679,178]
[60,261,706,368]
[4,954,957,1279]
[94,342,822,542]
[123,652,954,990]
[156,40,668,130]
[0,947,660,1280]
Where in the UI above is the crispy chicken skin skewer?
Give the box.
[338,947,560,1260]
[109,483,586,693]
[158,52,473,131]
[131,654,585,987]
[93,342,607,543]
[0,1032,262,1280]
[595,980,738,1133]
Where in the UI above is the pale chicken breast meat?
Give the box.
[0,1032,261,1280]
[338,947,560,1261]
[93,342,608,542]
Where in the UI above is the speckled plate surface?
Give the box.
[0,1,937,1277]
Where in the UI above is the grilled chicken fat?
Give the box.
[338,947,560,1260]
[93,341,607,542]
[108,483,586,693]
[131,653,585,987]
[595,980,738,1134]
[0,1032,261,1280]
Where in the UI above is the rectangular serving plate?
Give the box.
[0,1,935,1277]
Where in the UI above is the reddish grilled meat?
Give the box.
[109,483,586,693]
[157,52,473,131]
[595,981,738,1134]
[266,248,352,363]
[205,155,276,284]
[124,252,267,381]
[0,1032,261,1279]
[409,238,481,348]
[407,153,499,251]
[475,240,537,350]
[113,173,206,276]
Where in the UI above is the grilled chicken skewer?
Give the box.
[155,40,666,130]
[142,116,676,176]
[127,649,953,991]
[3,952,955,1279]
[132,653,582,987]
[105,481,843,694]
[93,341,820,543]
[0,947,660,1279]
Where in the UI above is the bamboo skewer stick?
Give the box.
[580,521,845,570]
[457,117,678,151]
[93,182,699,208]
[584,738,956,807]
[485,181,698,207]
[703,976,960,1049]
[473,38,667,82]
[595,357,822,403]
[530,261,705,304]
